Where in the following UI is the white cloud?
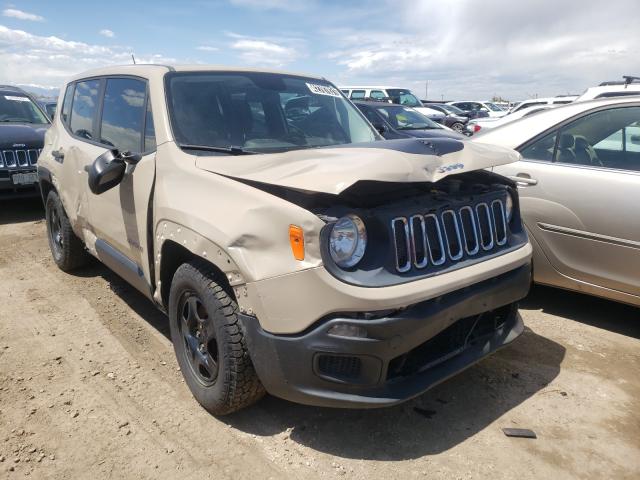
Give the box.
[230,36,300,67]
[0,24,177,88]
[196,45,219,52]
[328,0,640,100]
[229,0,309,10]
[99,29,114,38]
[2,8,44,22]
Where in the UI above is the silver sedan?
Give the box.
[473,96,640,306]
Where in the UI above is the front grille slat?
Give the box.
[442,210,463,261]
[3,150,16,167]
[391,217,412,273]
[390,198,510,273]
[409,215,428,269]
[28,149,39,166]
[16,150,28,167]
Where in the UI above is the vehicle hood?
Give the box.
[195,138,520,195]
[401,129,466,141]
[414,107,445,118]
[0,123,48,149]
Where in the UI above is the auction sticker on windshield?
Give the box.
[4,96,31,102]
[306,83,341,98]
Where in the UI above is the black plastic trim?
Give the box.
[95,239,151,298]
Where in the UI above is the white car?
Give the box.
[509,96,577,113]
[470,105,554,133]
[339,86,445,122]
[472,96,640,306]
[446,101,508,118]
[575,76,640,101]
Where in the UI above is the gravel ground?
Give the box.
[1,199,639,480]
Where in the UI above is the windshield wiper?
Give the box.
[179,144,257,155]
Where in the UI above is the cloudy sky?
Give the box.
[1,0,639,100]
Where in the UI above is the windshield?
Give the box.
[439,104,464,115]
[0,94,50,124]
[484,103,503,112]
[385,89,422,108]
[374,105,442,130]
[166,72,378,153]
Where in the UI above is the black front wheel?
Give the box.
[168,261,265,415]
[45,190,89,271]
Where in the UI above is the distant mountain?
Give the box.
[16,84,60,100]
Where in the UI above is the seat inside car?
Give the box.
[557,133,576,163]
[573,135,602,166]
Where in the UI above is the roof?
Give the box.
[339,86,408,90]
[66,64,327,84]
[0,85,28,94]
[351,100,401,107]
[473,95,640,149]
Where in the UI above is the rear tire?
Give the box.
[45,190,89,271]
[451,122,465,133]
[168,260,265,415]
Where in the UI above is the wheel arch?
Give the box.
[154,222,248,312]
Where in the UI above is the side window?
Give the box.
[61,84,74,125]
[369,90,386,100]
[520,130,557,162]
[350,90,366,100]
[360,106,382,125]
[455,102,469,110]
[99,78,146,153]
[561,107,640,171]
[144,98,156,152]
[522,107,640,171]
[70,80,100,140]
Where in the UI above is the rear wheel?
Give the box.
[451,122,465,133]
[168,261,265,415]
[45,190,89,271]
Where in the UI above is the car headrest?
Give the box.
[559,133,575,149]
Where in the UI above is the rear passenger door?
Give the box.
[495,105,640,297]
[86,77,157,296]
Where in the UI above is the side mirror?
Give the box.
[88,149,127,195]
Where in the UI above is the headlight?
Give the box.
[505,193,514,222]
[328,214,367,268]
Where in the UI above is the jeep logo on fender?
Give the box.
[437,163,464,174]
[12,143,26,148]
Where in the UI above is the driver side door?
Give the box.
[86,76,157,297]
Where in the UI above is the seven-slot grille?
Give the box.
[0,149,41,168]
[391,198,509,273]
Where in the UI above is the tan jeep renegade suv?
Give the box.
[39,65,532,414]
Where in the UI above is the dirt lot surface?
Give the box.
[1,199,639,480]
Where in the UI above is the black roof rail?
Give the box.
[599,76,640,87]
[623,75,640,86]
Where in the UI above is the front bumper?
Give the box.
[242,263,530,408]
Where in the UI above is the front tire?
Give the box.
[168,261,265,415]
[45,190,89,271]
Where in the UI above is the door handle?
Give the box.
[52,149,64,162]
[508,175,538,186]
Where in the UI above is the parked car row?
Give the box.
[1,67,638,417]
